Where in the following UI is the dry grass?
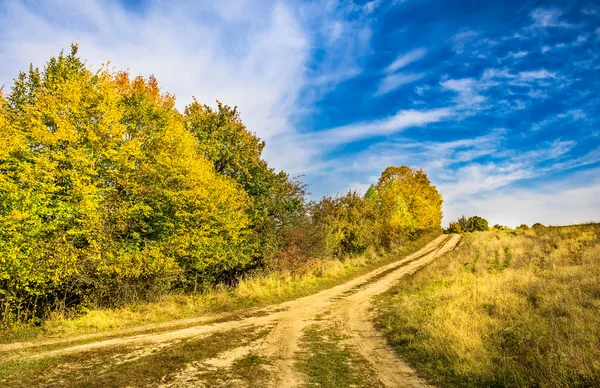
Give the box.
[1,233,438,344]
[378,224,600,387]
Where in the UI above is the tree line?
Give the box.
[0,46,443,325]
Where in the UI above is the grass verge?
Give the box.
[377,224,600,387]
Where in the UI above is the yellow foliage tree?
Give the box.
[0,45,255,322]
[373,166,443,247]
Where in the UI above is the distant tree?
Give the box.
[469,216,489,231]
[517,224,529,230]
[493,224,505,230]
[374,166,443,247]
[448,215,489,233]
[457,216,470,231]
[532,223,545,229]
[446,222,463,234]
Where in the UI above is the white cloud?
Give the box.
[414,84,431,96]
[482,67,515,79]
[307,108,452,146]
[440,78,488,107]
[532,109,586,130]
[508,51,528,59]
[385,48,427,73]
[374,72,425,96]
[451,29,479,54]
[529,7,574,29]
[518,69,557,80]
[446,173,600,227]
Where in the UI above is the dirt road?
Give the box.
[3,234,460,387]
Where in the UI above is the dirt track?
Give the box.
[3,234,460,387]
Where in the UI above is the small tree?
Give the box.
[448,215,489,233]
[446,222,463,234]
[468,216,489,231]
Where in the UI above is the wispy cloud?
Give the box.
[518,69,557,80]
[508,50,528,59]
[385,48,427,73]
[440,78,488,108]
[309,108,452,146]
[451,29,479,54]
[529,7,575,29]
[374,72,425,96]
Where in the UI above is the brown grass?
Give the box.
[378,224,600,388]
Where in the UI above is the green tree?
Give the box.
[184,101,306,262]
[310,191,376,258]
[468,216,489,232]
[450,215,489,233]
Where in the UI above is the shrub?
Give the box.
[446,222,463,234]
[448,215,489,233]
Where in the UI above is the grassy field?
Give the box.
[1,233,439,344]
[378,224,600,387]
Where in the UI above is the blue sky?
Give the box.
[1,0,599,227]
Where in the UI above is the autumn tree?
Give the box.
[0,46,256,322]
[184,101,306,262]
[373,166,443,247]
[310,191,376,258]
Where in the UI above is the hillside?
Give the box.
[378,224,600,387]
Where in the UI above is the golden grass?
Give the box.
[378,224,600,387]
[1,233,438,344]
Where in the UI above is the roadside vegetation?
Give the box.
[378,223,600,387]
[0,232,437,344]
[0,45,443,330]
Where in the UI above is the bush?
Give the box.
[447,215,489,233]
[446,222,463,234]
